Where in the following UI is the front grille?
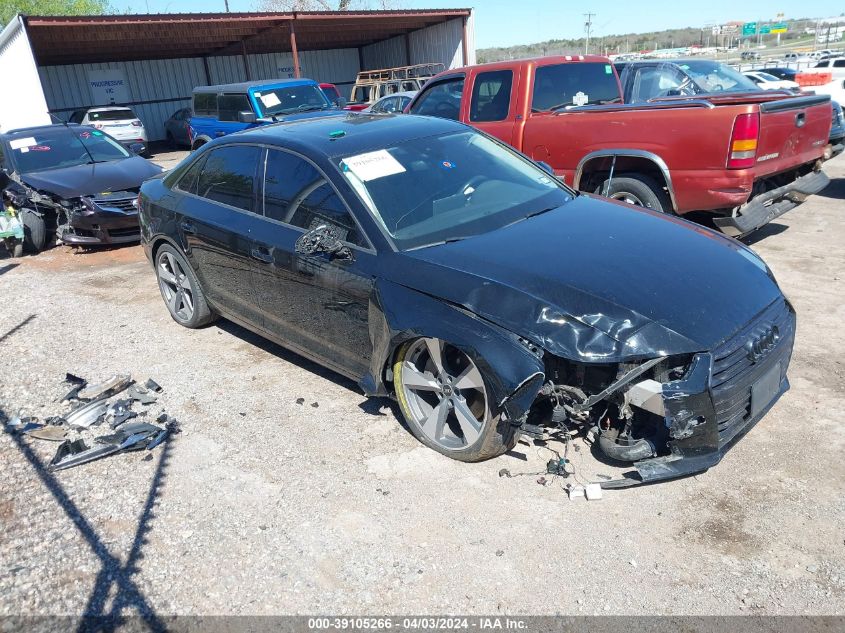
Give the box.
[92,191,138,214]
[710,298,795,446]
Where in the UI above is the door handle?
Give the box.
[180,220,196,234]
[215,131,226,137]
[251,246,273,263]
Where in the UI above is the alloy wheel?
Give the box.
[610,191,645,206]
[157,251,195,322]
[398,338,489,451]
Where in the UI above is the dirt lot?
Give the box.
[1,153,843,618]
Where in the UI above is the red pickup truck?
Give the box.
[406,56,832,236]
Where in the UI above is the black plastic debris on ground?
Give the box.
[15,373,178,472]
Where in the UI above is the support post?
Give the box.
[461,16,469,66]
[404,33,412,66]
[241,39,251,80]
[290,20,301,78]
[202,56,211,85]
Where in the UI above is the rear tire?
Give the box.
[21,209,47,252]
[393,338,517,463]
[155,244,217,328]
[596,175,672,213]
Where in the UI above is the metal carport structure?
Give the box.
[0,9,474,139]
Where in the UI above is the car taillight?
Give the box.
[727,113,759,169]
[132,120,142,127]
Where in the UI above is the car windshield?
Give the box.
[6,127,130,174]
[339,130,574,250]
[254,84,331,116]
[88,109,137,121]
[678,60,759,93]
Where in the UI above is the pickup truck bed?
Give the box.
[408,56,832,236]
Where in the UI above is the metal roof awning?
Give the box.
[23,10,472,66]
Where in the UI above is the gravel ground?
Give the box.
[0,153,843,618]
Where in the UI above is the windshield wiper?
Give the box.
[523,206,559,220]
[406,236,469,251]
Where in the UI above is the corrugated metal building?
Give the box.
[0,10,475,140]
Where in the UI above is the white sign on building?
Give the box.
[87,69,130,105]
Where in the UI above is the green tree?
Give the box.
[1,0,111,29]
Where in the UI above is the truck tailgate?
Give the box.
[755,94,831,176]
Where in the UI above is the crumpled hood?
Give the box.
[19,156,162,199]
[391,194,783,362]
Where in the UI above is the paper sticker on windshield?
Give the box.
[604,64,612,74]
[10,137,37,150]
[572,92,589,106]
[259,93,281,108]
[342,150,406,181]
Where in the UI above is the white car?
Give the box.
[68,107,148,153]
[813,57,845,77]
[743,71,799,91]
[782,53,814,64]
[362,91,418,114]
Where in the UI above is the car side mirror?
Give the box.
[295,224,353,261]
[334,97,347,108]
[238,111,257,124]
[536,161,554,176]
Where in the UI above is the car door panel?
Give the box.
[177,144,263,327]
[253,148,375,377]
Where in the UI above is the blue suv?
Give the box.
[189,78,344,150]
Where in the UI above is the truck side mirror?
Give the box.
[536,161,554,176]
[295,224,353,261]
[238,111,257,124]
[334,97,347,109]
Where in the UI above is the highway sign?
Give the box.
[742,22,757,36]
[771,23,788,34]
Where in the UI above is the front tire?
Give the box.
[21,209,48,252]
[155,244,217,328]
[393,338,517,462]
[596,175,672,213]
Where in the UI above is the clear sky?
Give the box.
[112,1,845,49]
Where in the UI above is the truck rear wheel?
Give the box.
[597,175,672,214]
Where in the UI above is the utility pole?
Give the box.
[584,13,595,55]
[224,0,230,11]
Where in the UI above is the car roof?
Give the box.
[1,123,90,137]
[86,106,133,112]
[377,91,417,99]
[193,78,317,93]
[216,113,469,159]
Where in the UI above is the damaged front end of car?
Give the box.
[2,171,141,247]
[520,296,795,487]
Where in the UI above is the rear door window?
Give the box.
[195,145,261,212]
[218,94,252,122]
[262,149,368,248]
[470,70,513,122]
[531,62,621,111]
[409,76,464,120]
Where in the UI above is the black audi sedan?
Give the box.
[139,114,794,486]
[0,124,161,251]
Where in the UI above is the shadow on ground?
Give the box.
[1,406,174,632]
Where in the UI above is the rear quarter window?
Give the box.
[193,93,217,117]
[532,62,621,111]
